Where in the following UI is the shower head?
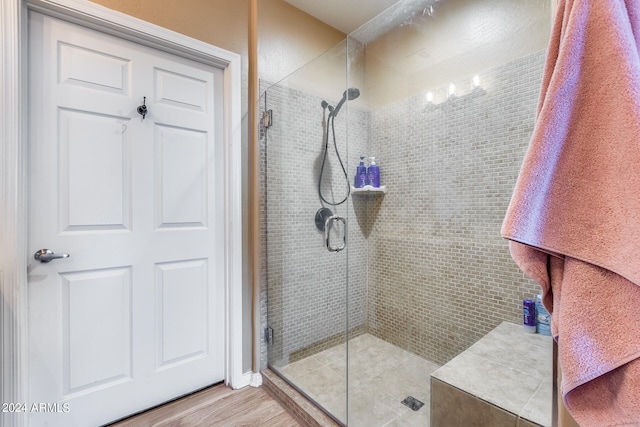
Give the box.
[346,87,361,100]
[329,87,360,118]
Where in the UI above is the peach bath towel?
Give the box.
[502,0,640,425]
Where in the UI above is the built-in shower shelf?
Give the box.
[351,185,386,195]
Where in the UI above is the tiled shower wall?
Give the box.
[367,50,546,365]
[260,49,546,369]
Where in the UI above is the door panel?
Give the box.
[59,42,131,95]
[155,125,208,228]
[156,259,209,367]
[60,109,132,231]
[62,267,133,395]
[154,67,207,111]
[28,11,225,426]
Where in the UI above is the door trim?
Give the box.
[1,1,245,426]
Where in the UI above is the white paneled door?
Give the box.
[27,11,225,427]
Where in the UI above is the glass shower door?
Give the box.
[262,40,355,424]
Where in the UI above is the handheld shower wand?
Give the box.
[329,88,360,118]
[317,88,361,206]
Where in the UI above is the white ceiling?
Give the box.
[283,0,401,34]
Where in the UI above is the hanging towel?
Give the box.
[502,0,640,425]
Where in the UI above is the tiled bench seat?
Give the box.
[430,321,553,427]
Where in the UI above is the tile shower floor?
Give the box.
[275,334,441,426]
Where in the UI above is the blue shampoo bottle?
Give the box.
[355,156,368,188]
[367,157,380,187]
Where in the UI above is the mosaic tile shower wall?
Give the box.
[367,50,546,365]
[260,49,546,369]
[261,83,370,368]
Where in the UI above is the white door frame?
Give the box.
[1,1,246,426]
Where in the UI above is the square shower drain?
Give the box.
[401,396,425,411]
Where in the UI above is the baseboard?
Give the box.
[249,371,263,387]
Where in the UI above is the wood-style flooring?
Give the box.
[109,383,303,427]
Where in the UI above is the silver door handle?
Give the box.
[324,215,346,252]
[34,249,70,263]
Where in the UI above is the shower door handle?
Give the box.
[324,215,346,252]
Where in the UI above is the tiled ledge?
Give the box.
[431,322,553,427]
[262,368,342,427]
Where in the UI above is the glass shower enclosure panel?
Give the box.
[262,1,553,425]
[262,40,363,424]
